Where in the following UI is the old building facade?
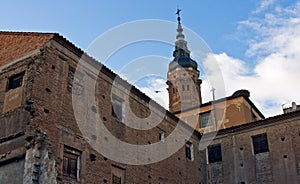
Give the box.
[0,14,300,184]
[165,13,300,183]
[201,110,300,184]
[0,32,202,183]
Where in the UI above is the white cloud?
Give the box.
[136,2,300,118]
[253,0,275,14]
[205,2,300,117]
[137,78,169,109]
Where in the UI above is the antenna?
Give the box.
[211,87,216,101]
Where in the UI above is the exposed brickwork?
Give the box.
[1,31,300,184]
[0,32,202,183]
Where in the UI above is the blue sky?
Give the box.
[1,0,300,117]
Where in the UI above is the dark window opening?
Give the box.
[252,111,257,121]
[182,85,185,91]
[112,96,124,122]
[7,71,25,91]
[185,141,194,160]
[252,133,269,154]
[208,144,222,163]
[187,85,189,91]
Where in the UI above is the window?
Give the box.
[187,84,189,91]
[200,112,212,128]
[111,165,125,184]
[252,133,269,154]
[112,96,125,122]
[182,85,185,91]
[7,71,24,91]
[208,144,222,163]
[159,131,165,142]
[185,141,194,161]
[112,174,121,184]
[63,146,81,180]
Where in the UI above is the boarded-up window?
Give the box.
[63,146,81,180]
[208,144,222,163]
[252,133,269,154]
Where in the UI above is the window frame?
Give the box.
[7,71,25,91]
[185,141,194,161]
[111,95,125,123]
[62,146,81,181]
[252,133,269,154]
[200,112,212,128]
[111,165,126,184]
[159,131,165,142]
[112,174,122,184]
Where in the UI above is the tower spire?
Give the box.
[167,9,203,113]
[176,8,181,24]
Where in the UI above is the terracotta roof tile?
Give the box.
[0,31,55,67]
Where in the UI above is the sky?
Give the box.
[1,0,300,117]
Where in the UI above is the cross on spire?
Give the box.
[176,8,181,24]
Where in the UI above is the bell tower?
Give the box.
[167,10,202,113]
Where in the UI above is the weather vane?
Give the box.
[176,8,181,24]
[176,8,181,17]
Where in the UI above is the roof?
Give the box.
[204,109,300,138]
[173,89,265,119]
[0,31,202,139]
[0,31,56,67]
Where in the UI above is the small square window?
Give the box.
[7,71,25,91]
[112,96,125,122]
[252,133,269,154]
[185,141,194,161]
[208,144,222,163]
[200,112,212,128]
[62,146,81,181]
